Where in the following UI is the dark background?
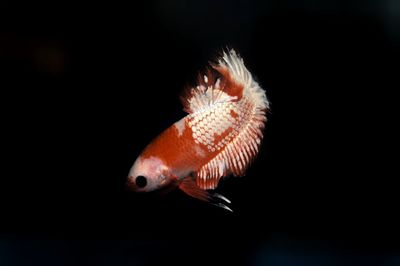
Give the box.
[1,0,399,265]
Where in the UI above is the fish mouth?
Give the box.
[125,179,135,191]
[126,177,140,191]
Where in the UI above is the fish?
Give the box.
[127,49,270,211]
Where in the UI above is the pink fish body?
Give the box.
[127,50,269,211]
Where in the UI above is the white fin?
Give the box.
[213,202,233,212]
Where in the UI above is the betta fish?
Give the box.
[127,49,269,211]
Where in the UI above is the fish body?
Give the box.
[127,50,269,211]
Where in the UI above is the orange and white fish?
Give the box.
[127,49,269,211]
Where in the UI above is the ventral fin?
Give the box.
[179,176,232,212]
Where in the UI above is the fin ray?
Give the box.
[188,49,269,190]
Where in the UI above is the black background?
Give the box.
[1,0,399,265]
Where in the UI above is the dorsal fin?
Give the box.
[180,70,238,114]
[182,49,270,190]
[181,49,268,114]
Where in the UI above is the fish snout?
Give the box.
[126,177,136,190]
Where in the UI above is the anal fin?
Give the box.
[179,177,232,212]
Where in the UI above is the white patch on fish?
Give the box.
[174,118,186,137]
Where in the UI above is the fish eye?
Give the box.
[135,175,147,188]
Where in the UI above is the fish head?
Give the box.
[127,156,173,192]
